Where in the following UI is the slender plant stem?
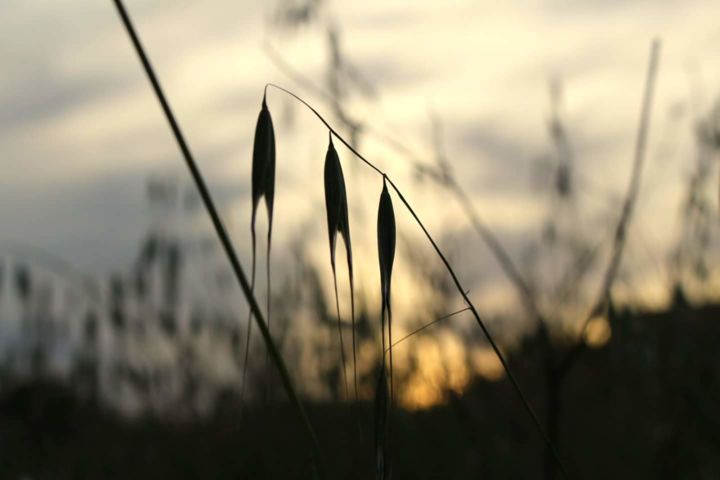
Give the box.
[266,84,383,176]
[111,2,326,477]
[332,267,350,399]
[387,307,471,351]
[387,285,394,401]
[264,234,272,398]
[265,83,571,478]
[264,40,434,170]
[349,274,358,401]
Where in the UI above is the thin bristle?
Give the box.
[387,302,394,400]
[264,240,272,394]
[332,267,349,399]
[374,366,390,480]
[349,272,358,401]
[240,229,257,410]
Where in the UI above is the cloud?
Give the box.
[1,0,719,295]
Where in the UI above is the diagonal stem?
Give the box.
[446,178,544,322]
[111,1,326,477]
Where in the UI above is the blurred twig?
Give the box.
[558,39,661,373]
[0,241,100,302]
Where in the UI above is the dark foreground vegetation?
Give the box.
[1,299,718,479]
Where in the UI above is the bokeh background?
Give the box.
[1,0,720,478]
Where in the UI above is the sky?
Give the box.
[2,0,720,322]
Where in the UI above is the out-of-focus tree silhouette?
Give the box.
[671,97,720,298]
